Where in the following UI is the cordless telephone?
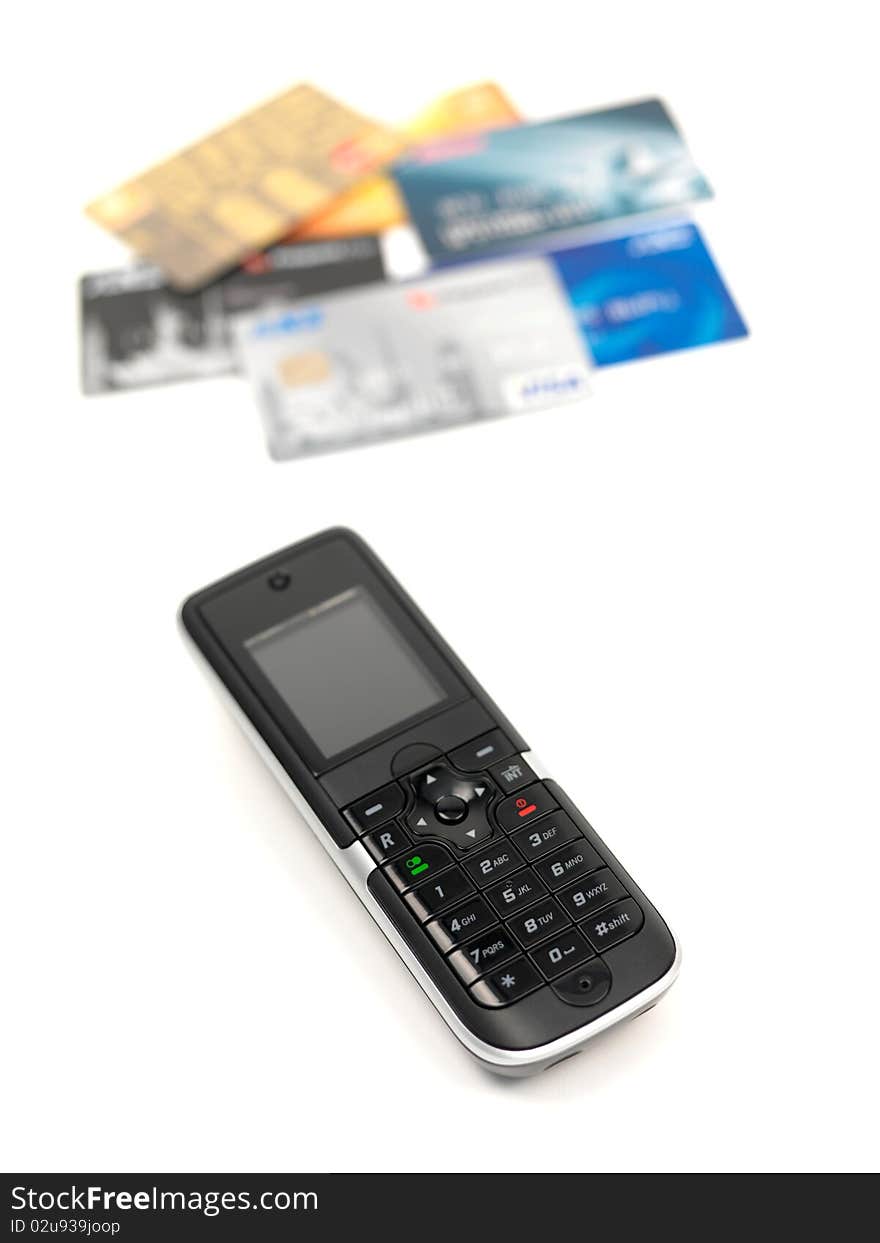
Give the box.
[181,528,679,1075]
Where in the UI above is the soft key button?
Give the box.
[448,730,514,772]
[345,782,406,833]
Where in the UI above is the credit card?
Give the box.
[294,82,520,240]
[86,84,400,290]
[80,236,387,395]
[393,98,712,263]
[550,222,748,365]
[235,257,591,459]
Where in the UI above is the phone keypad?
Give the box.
[367,740,645,1009]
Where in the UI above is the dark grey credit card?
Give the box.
[79,235,388,396]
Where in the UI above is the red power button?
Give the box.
[497,784,559,833]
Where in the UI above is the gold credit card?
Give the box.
[294,82,520,240]
[86,84,401,290]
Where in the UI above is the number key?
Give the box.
[404,869,473,922]
[529,929,594,980]
[506,897,570,948]
[463,843,523,888]
[556,868,628,921]
[447,929,519,984]
[533,839,603,889]
[485,869,547,917]
[510,810,582,861]
[426,896,496,951]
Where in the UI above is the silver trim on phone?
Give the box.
[181,618,680,1076]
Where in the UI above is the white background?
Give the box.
[3,0,878,1174]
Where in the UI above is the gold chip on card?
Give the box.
[277,351,332,388]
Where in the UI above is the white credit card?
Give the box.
[234,256,591,459]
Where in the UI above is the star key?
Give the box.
[469,957,543,1007]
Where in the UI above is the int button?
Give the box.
[488,756,535,793]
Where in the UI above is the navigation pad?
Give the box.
[405,763,495,850]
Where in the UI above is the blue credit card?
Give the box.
[549,222,747,366]
[393,98,712,263]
